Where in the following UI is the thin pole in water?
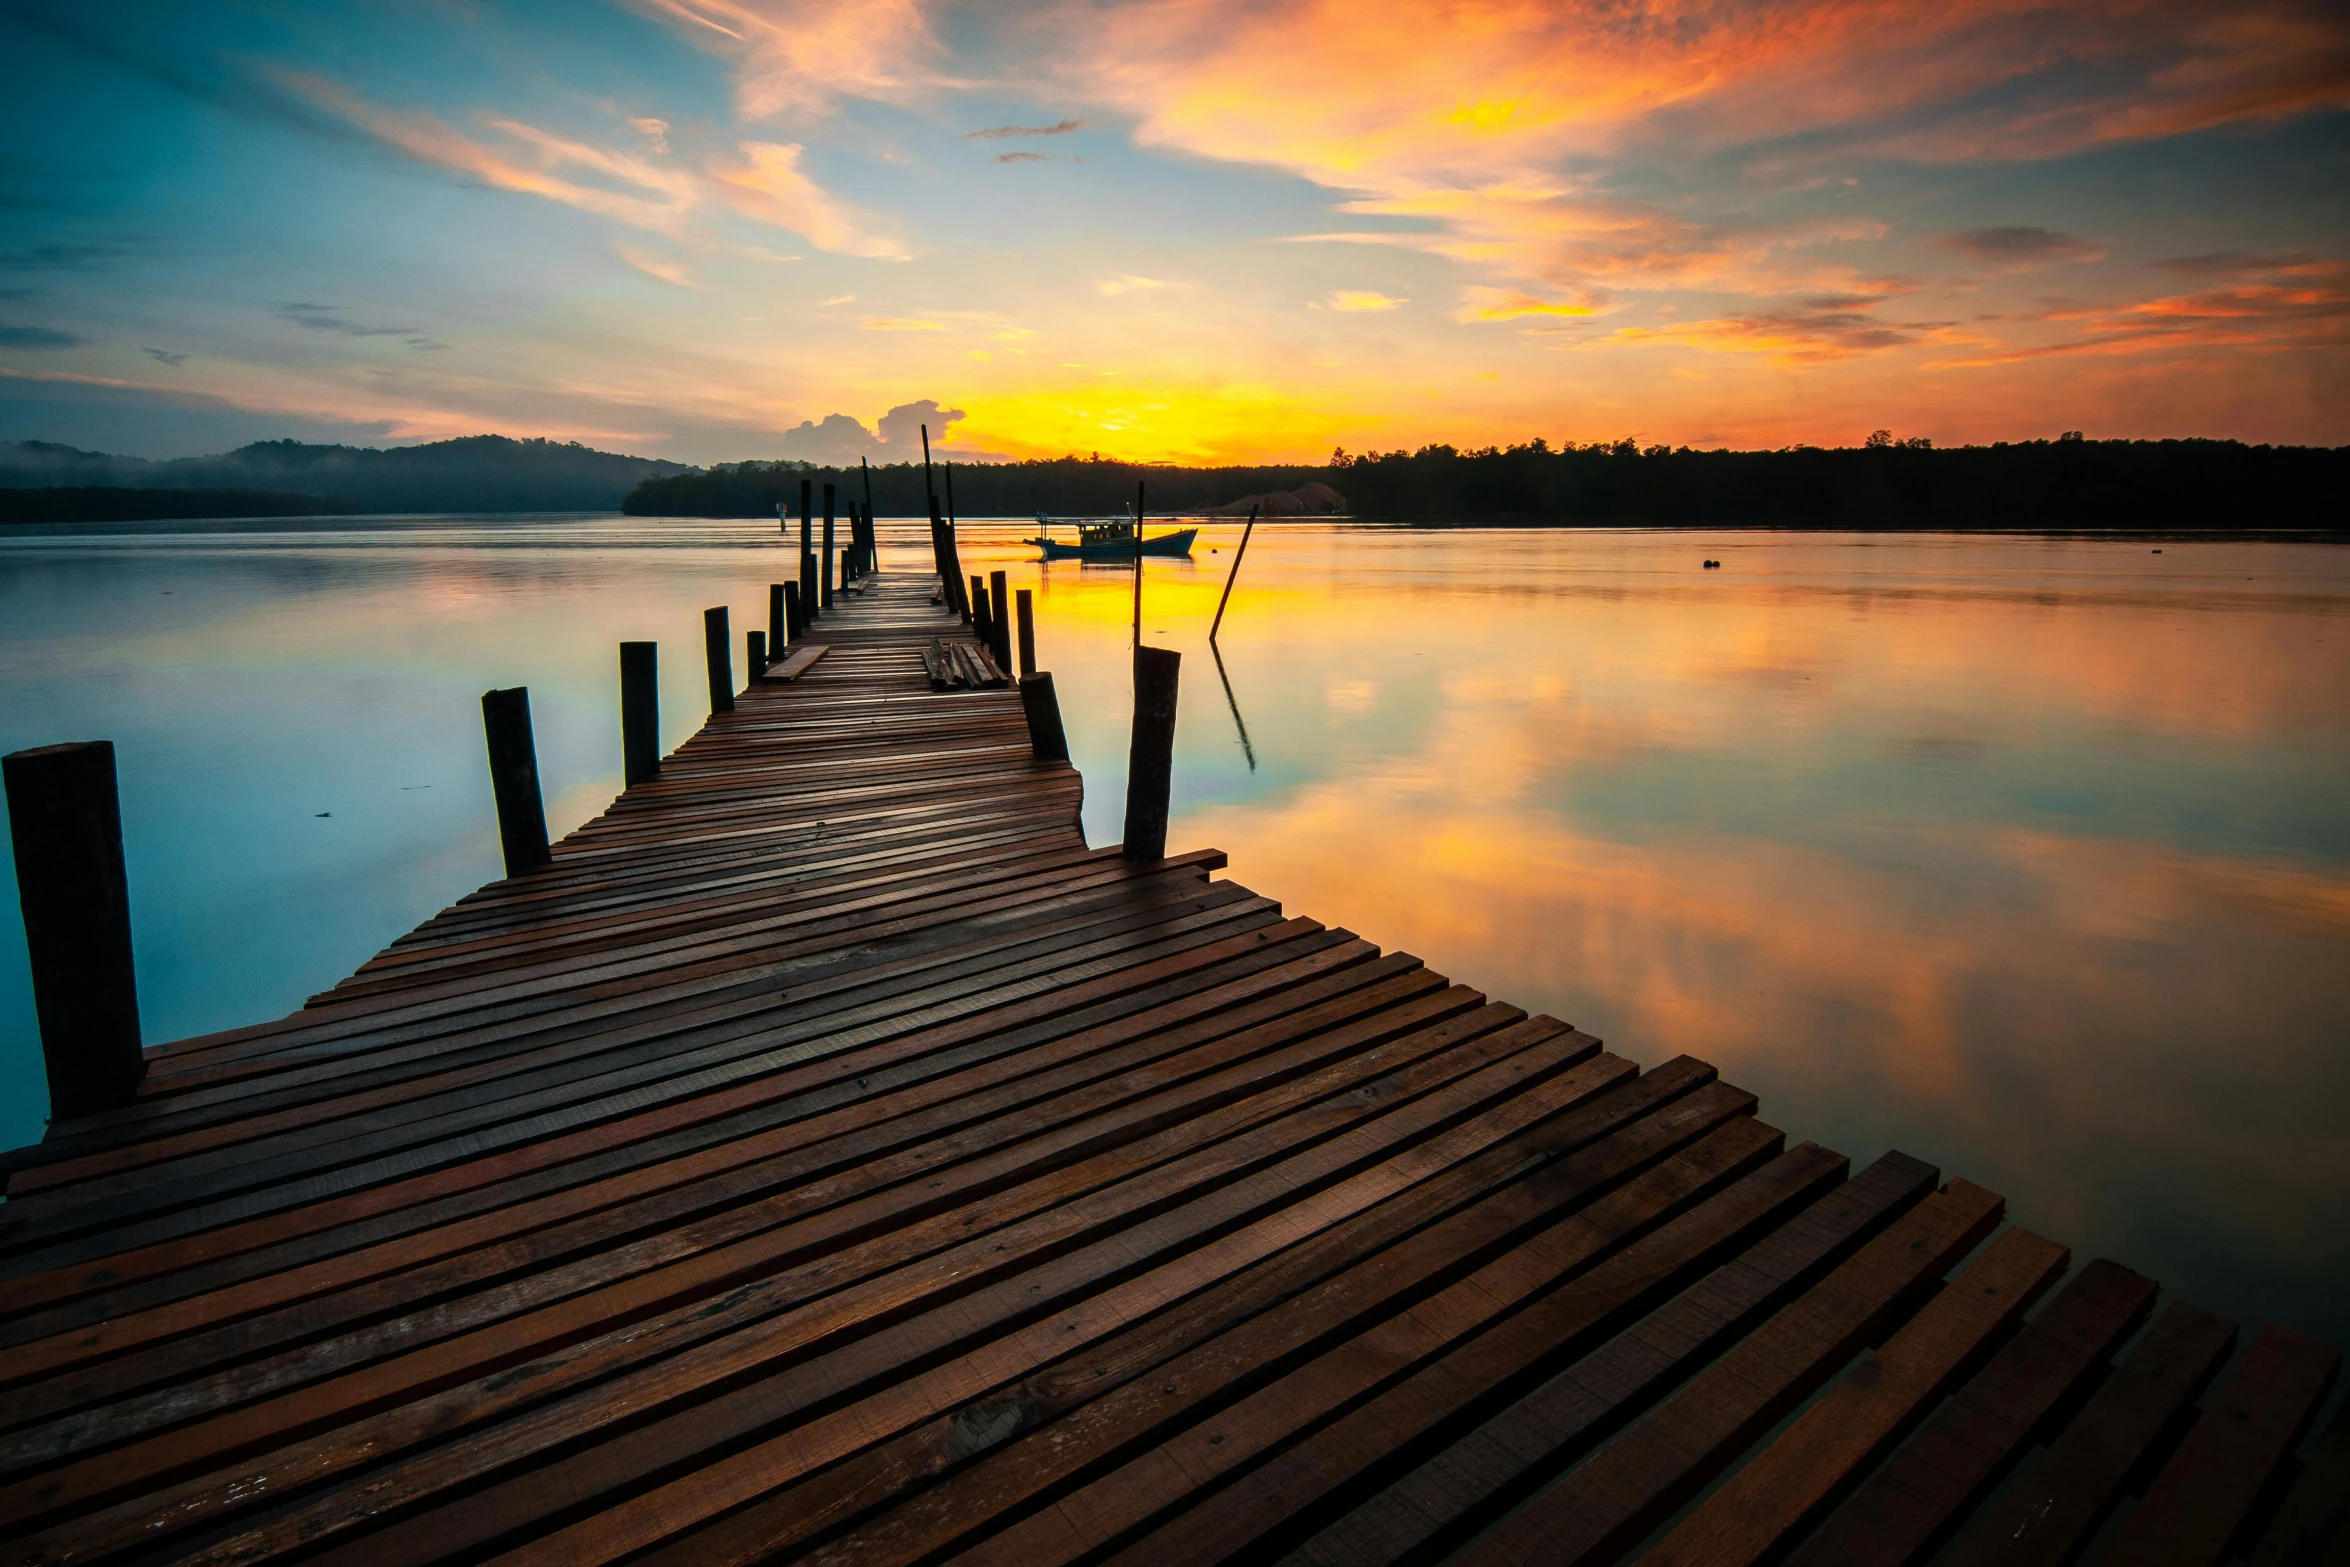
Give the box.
[1210,504,1258,643]
[1131,480,1145,651]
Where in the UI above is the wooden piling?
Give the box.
[989,570,1012,673]
[703,605,733,714]
[1016,587,1036,678]
[619,641,659,787]
[799,479,816,621]
[768,582,785,652]
[479,687,552,878]
[1,739,146,1116]
[1123,645,1180,861]
[1018,671,1070,762]
[783,580,802,640]
[969,574,989,642]
[822,484,836,610]
[746,629,765,680]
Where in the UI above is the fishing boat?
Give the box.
[1026,514,1198,560]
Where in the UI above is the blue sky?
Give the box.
[2,0,2345,462]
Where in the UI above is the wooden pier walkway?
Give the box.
[1,573,2340,1566]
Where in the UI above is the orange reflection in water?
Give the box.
[947,523,2350,1343]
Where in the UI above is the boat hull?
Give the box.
[1030,527,1198,560]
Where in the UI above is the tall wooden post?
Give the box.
[3,740,145,1117]
[822,484,836,610]
[1019,672,1070,763]
[799,478,816,621]
[969,575,988,639]
[1016,587,1037,678]
[480,688,552,878]
[704,605,733,714]
[862,456,875,569]
[783,580,802,640]
[769,582,785,651]
[619,641,659,786]
[989,570,1012,673]
[747,629,766,679]
[1123,647,1180,860]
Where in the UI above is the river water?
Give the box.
[1,516,2344,1350]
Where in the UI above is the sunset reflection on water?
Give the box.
[0,517,2343,1347]
[958,523,2350,1346]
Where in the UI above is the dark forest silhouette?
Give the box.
[625,438,2345,529]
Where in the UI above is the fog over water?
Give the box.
[1,515,2344,1350]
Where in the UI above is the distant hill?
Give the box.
[0,435,693,514]
[0,487,362,523]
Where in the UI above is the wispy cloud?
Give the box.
[0,323,80,348]
[995,151,1047,164]
[709,142,909,258]
[1938,226,2105,270]
[1459,288,1598,322]
[967,119,1084,139]
[625,0,951,118]
[1330,290,1407,312]
[1930,255,2350,365]
[1099,275,1178,295]
[860,315,945,330]
[278,302,417,337]
[614,244,695,286]
[277,302,446,352]
[1603,295,1944,365]
[286,72,908,260]
[143,347,190,366]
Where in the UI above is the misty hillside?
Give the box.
[0,435,694,514]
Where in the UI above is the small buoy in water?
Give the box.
[1703,559,1720,568]
[2152,548,2163,553]
[316,812,331,818]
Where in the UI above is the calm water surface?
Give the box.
[2,516,2345,1348]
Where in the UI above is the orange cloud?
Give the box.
[1930,255,2350,366]
[708,142,909,258]
[279,72,699,232]
[624,0,949,119]
[1062,0,2349,312]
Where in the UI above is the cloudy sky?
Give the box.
[1,0,2345,462]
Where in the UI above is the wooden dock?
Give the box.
[1,572,2340,1566]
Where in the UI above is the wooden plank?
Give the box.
[2246,1400,2350,1567]
[1455,1179,2008,1567]
[1943,1300,2238,1567]
[0,950,1440,1417]
[1280,1150,1942,1567]
[155,1025,1608,1566]
[758,642,829,681]
[1640,1225,2071,1566]
[1079,1125,1832,1567]
[1788,1257,2157,1567]
[2107,1324,2343,1567]
[648,1060,1721,1567]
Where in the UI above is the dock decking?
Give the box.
[1,572,2340,1566]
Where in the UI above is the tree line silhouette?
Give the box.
[624,438,2343,529]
